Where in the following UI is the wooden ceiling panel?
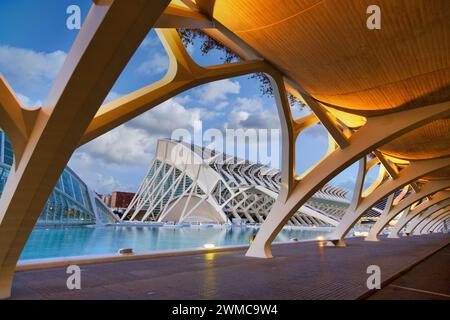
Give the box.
[420,167,450,181]
[379,119,450,160]
[206,0,450,113]
[198,0,450,172]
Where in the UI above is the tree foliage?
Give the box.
[177,28,303,108]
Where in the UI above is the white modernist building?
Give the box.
[122,139,350,226]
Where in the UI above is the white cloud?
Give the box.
[78,125,155,166]
[71,97,218,193]
[335,176,356,192]
[103,91,123,104]
[68,152,137,194]
[141,34,161,48]
[186,43,195,55]
[0,45,66,89]
[235,97,264,112]
[173,94,192,105]
[94,174,127,194]
[214,101,229,111]
[137,51,169,76]
[76,98,212,168]
[226,110,280,130]
[196,79,240,104]
[224,96,279,130]
[128,98,206,135]
[227,110,249,127]
[16,92,42,108]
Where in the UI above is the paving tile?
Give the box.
[368,245,450,300]
[11,233,450,300]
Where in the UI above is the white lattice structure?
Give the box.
[122,139,350,226]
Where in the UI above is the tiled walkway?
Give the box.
[11,233,449,300]
[368,243,450,300]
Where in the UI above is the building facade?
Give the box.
[111,191,135,209]
[100,194,112,207]
[0,130,118,225]
[122,139,350,226]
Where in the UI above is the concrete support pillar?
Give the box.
[411,205,450,235]
[365,180,449,240]
[365,193,395,242]
[423,212,450,234]
[387,191,450,239]
[0,0,170,299]
[247,96,450,258]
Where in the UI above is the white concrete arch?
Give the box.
[254,185,339,226]
[328,159,450,246]
[387,191,450,238]
[0,1,171,299]
[0,1,448,300]
[365,180,450,241]
[410,205,450,235]
[422,210,450,234]
[430,215,450,233]
[247,100,450,257]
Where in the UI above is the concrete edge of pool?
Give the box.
[16,238,333,272]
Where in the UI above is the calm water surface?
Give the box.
[20,225,333,261]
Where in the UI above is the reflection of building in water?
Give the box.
[0,129,118,225]
[123,139,350,226]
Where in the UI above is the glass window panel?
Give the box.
[62,171,74,198]
[3,137,14,166]
[71,175,84,205]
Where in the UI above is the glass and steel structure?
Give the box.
[0,129,117,225]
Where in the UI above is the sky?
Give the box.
[0,0,378,196]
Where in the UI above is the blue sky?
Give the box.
[0,1,377,196]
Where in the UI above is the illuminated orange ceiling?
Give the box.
[197,0,450,163]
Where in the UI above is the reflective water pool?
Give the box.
[20,225,333,261]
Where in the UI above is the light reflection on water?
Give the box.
[20,225,333,261]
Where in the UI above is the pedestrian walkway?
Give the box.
[11,233,449,300]
[368,243,450,299]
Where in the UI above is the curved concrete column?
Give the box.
[427,216,447,233]
[387,207,409,238]
[365,180,450,241]
[246,100,450,258]
[431,216,450,233]
[411,205,450,235]
[423,211,450,234]
[409,202,450,235]
[80,29,272,146]
[327,160,450,246]
[434,221,448,233]
[364,192,395,241]
[387,191,450,238]
[0,1,170,300]
[0,77,38,167]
